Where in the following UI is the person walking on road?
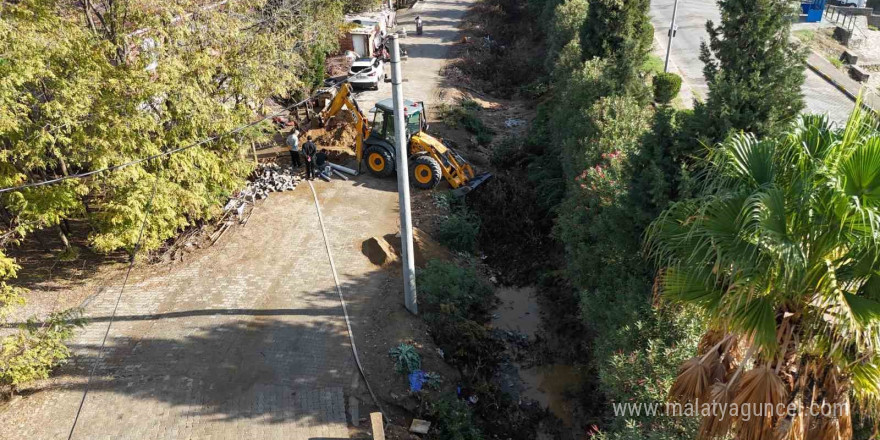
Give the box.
[415,16,423,35]
[287,130,301,169]
[302,136,317,180]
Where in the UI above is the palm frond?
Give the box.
[662,266,724,311]
[730,296,778,354]
[670,356,712,404]
[733,366,786,440]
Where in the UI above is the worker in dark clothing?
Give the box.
[315,149,331,179]
[315,149,328,168]
[302,136,317,180]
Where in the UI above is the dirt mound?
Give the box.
[384,227,451,268]
[361,227,451,268]
[362,236,398,266]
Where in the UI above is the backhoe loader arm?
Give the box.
[318,83,371,169]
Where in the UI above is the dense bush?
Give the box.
[418,260,503,376]
[426,397,483,440]
[436,210,481,253]
[652,72,681,104]
[1,310,84,397]
[419,260,496,321]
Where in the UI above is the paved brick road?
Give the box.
[0,176,400,440]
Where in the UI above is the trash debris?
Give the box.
[409,419,431,434]
[408,370,427,392]
[504,118,525,128]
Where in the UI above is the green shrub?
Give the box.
[439,100,495,146]
[436,211,480,253]
[418,260,495,321]
[418,260,503,376]
[1,309,84,397]
[830,57,844,69]
[426,313,504,375]
[388,343,421,374]
[652,72,682,104]
[427,396,483,440]
[641,55,664,75]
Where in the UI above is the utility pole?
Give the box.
[389,34,418,315]
[664,0,680,73]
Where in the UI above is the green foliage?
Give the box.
[544,0,589,68]
[652,72,682,104]
[418,260,503,375]
[1,309,85,396]
[646,110,880,423]
[388,343,422,374]
[830,56,844,69]
[0,0,344,255]
[641,55,665,76]
[436,209,481,253]
[440,100,495,146]
[579,0,653,96]
[419,260,495,321]
[427,396,483,440]
[0,0,349,391]
[699,0,807,139]
[594,309,702,439]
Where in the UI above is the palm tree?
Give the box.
[645,106,880,440]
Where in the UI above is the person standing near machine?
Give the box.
[286,129,301,169]
[302,136,317,180]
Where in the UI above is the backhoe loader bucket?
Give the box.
[451,172,493,197]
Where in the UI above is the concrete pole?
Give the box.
[664,0,680,73]
[389,35,418,315]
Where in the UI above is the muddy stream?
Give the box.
[492,286,583,426]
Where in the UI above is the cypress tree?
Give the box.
[579,0,653,97]
[700,0,807,139]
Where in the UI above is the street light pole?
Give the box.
[664,0,680,73]
[389,34,418,315]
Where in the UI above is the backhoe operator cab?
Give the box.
[364,98,490,195]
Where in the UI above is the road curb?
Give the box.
[805,61,858,102]
[805,52,879,115]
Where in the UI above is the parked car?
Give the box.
[348,58,385,90]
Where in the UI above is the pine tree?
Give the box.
[699,0,807,139]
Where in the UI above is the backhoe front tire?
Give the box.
[364,146,395,177]
[410,155,442,189]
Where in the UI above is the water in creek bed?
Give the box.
[492,286,583,426]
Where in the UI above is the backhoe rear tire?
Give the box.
[364,146,395,177]
[410,155,442,189]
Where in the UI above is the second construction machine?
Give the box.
[317,83,491,196]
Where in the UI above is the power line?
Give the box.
[0,71,369,195]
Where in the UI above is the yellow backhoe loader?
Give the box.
[317,83,491,196]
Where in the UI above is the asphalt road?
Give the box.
[650,0,856,124]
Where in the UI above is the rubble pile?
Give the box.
[243,163,301,200]
[222,163,300,220]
